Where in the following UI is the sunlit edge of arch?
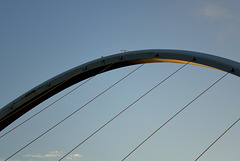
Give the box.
[133,58,219,71]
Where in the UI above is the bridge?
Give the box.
[1,49,240,161]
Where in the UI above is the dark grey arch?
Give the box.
[1,49,240,131]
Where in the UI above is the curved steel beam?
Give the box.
[1,49,240,131]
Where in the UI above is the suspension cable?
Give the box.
[4,64,144,161]
[58,62,189,161]
[0,64,114,138]
[0,63,115,124]
[121,71,229,161]
[0,78,89,138]
[195,117,240,161]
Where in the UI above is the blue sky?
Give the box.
[0,0,240,161]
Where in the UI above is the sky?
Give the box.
[0,0,240,161]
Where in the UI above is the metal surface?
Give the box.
[1,49,240,131]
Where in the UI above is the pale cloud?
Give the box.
[23,151,82,160]
[23,151,61,158]
[66,154,83,160]
[200,3,232,19]
[197,2,240,43]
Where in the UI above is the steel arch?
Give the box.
[1,49,240,131]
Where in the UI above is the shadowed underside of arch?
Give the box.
[1,49,240,131]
